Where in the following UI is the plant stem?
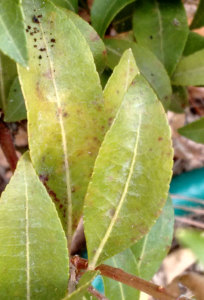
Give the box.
[0,118,18,172]
[71,256,177,300]
[87,286,109,300]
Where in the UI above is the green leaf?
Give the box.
[18,0,105,247]
[91,0,135,37]
[51,0,78,11]
[169,86,188,113]
[190,0,204,30]
[103,196,174,299]
[183,32,204,56]
[0,52,17,110]
[177,229,204,265]
[63,271,99,300]
[178,117,204,144]
[0,152,69,299]
[4,76,27,122]
[103,48,139,125]
[133,0,188,74]
[0,0,28,66]
[84,75,173,268]
[104,38,172,108]
[62,9,106,74]
[172,49,204,86]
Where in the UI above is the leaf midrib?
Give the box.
[89,113,142,269]
[0,55,6,111]
[31,0,72,247]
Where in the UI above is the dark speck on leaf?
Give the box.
[26,29,29,32]
[150,35,153,39]
[158,137,163,141]
[38,15,42,18]
[34,38,37,42]
[34,45,37,48]
[32,15,39,24]
[39,55,42,59]
[40,48,46,51]
[51,38,56,43]
[71,187,76,193]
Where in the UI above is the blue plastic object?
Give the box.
[170,167,204,216]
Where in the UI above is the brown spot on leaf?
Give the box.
[158,137,163,141]
[32,15,40,24]
[71,186,76,193]
[109,208,115,217]
[90,32,100,42]
[102,49,107,56]
[108,117,113,126]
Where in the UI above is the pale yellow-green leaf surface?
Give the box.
[84,75,173,268]
[0,152,69,299]
[18,0,105,247]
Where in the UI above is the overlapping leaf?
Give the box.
[172,49,204,86]
[178,118,204,144]
[190,0,204,30]
[133,0,188,74]
[183,32,204,56]
[0,152,69,299]
[0,0,28,66]
[84,75,173,268]
[18,0,105,247]
[104,38,172,108]
[103,48,139,125]
[51,0,78,11]
[0,52,17,110]
[91,0,135,37]
[169,86,188,113]
[4,77,27,122]
[103,196,174,300]
[63,9,106,73]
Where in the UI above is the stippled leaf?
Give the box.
[103,48,139,126]
[103,196,174,299]
[0,152,69,299]
[62,9,106,74]
[183,32,204,57]
[91,0,135,37]
[4,76,27,122]
[133,0,188,74]
[190,0,204,30]
[63,271,99,300]
[0,0,28,66]
[178,117,204,144]
[84,75,173,268]
[104,38,172,108]
[172,49,204,86]
[0,52,17,110]
[169,86,188,113]
[18,0,105,248]
[51,0,78,11]
[177,229,204,265]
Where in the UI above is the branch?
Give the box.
[71,256,177,300]
[0,118,18,172]
[87,286,109,300]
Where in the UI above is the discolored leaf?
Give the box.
[0,52,17,110]
[63,271,99,300]
[0,152,69,299]
[18,0,105,248]
[84,75,173,268]
[104,38,172,108]
[133,0,188,74]
[62,9,106,74]
[103,48,139,126]
[183,32,204,57]
[4,76,27,122]
[91,0,135,37]
[103,196,174,299]
[177,229,204,265]
[172,49,204,86]
[190,0,204,30]
[169,86,188,113]
[51,0,78,11]
[178,118,204,144]
[0,0,28,66]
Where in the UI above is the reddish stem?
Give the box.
[71,256,177,300]
[0,119,18,172]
